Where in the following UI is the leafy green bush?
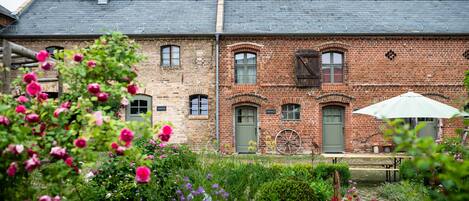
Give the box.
[254,179,318,201]
[399,160,421,181]
[377,181,431,201]
[80,140,196,200]
[310,179,333,201]
[313,163,350,185]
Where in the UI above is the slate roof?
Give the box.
[223,0,469,35]
[1,0,217,37]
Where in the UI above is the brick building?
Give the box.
[1,0,468,153]
[217,0,469,153]
[0,0,218,150]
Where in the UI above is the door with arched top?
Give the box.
[235,106,258,153]
[322,106,345,153]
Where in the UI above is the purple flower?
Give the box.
[206,173,212,180]
[185,183,192,191]
[212,183,219,189]
[176,189,182,195]
[196,186,205,194]
[183,177,190,182]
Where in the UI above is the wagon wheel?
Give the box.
[275,129,302,155]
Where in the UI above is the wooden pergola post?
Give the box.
[2,40,12,94]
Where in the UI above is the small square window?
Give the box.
[281,104,300,120]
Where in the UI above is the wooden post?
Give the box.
[333,170,342,201]
[2,40,12,94]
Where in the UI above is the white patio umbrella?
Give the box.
[353,92,462,119]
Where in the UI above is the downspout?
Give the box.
[215,33,220,151]
[215,0,224,152]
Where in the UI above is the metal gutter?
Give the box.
[215,33,220,151]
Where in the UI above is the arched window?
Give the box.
[161,45,180,67]
[190,94,208,115]
[45,46,64,60]
[126,94,152,123]
[281,104,300,120]
[321,52,343,83]
[235,52,256,84]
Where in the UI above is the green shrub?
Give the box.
[310,179,333,201]
[313,163,350,185]
[377,181,431,201]
[274,163,314,182]
[399,160,421,181]
[254,179,318,201]
[82,140,196,200]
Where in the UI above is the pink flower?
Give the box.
[26,81,42,96]
[159,155,167,159]
[127,84,138,95]
[74,138,87,148]
[87,60,96,68]
[7,162,17,177]
[158,133,171,142]
[161,125,173,135]
[172,145,179,150]
[8,144,24,155]
[119,128,134,143]
[16,105,27,114]
[73,53,83,62]
[53,196,61,201]
[37,92,48,102]
[23,72,37,84]
[25,154,41,172]
[50,147,67,159]
[60,101,71,109]
[145,155,154,160]
[53,107,68,118]
[0,115,10,126]
[64,157,73,167]
[149,139,157,145]
[17,95,29,103]
[97,92,109,102]
[36,50,49,62]
[87,83,100,94]
[38,195,52,201]
[111,142,118,150]
[121,97,129,106]
[41,61,54,71]
[135,166,151,184]
[159,143,166,148]
[93,111,103,126]
[25,113,40,123]
[116,146,126,155]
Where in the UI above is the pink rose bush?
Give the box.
[0,33,149,200]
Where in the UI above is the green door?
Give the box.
[418,118,438,140]
[322,106,345,153]
[126,95,152,123]
[235,106,258,153]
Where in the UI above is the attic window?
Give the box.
[463,50,469,60]
[98,0,108,5]
[385,50,396,60]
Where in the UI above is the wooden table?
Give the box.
[321,153,412,182]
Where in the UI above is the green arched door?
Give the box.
[235,106,258,153]
[322,106,345,153]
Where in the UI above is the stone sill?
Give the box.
[188,115,209,120]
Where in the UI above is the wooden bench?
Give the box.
[349,167,399,181]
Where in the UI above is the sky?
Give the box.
[1,0,28,13]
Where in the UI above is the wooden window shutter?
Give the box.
[295,49,321,87]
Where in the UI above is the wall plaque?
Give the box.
[156,106,167,111]
[265,109,276,114]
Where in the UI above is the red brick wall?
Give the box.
[218,36,469,154]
